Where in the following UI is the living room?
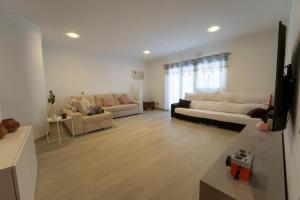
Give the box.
[0,0,300,200]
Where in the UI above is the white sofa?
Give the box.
[171,92,269,131]
[62,93,142,135]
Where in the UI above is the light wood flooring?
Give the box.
[35,110,237,200]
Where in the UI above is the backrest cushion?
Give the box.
[190,100,268,115]
[95,94,114,107]
[233,93,269,104]
[185,92,217,101]
[101,96,115,107]
[113,93,128,105]
[185,92,269,105]
[119,94,131,104]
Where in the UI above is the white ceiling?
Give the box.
[0,0,288,61]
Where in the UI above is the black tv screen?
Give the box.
[272,22,288,131]
[272,21,298,131]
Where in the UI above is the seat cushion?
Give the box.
[82,111,113,124]
[175,108,261,125]
[102,104,138,112]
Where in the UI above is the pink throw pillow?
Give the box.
[119,95,131,104]
[102,97,114,106]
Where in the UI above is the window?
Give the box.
[165,53,229,109]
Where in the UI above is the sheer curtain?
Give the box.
[165,53,229,109]
[195,54,227,93]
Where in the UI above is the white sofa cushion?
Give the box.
[190,100,268,115]
[102,104,138,112]
[82,111,113,124]
[185,92,269,105]
[185,92,217,101]
[175,108,261,125]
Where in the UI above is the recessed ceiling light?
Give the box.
[143,50,151,55]
[65,32,80,38]
[207,26,221,32]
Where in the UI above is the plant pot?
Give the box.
[0,124,8,139]
[61,113,67,119]
[2,118,20,133]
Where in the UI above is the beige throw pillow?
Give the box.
[69,98,79,107]
[72,97,93,115]
[71,107,77,112]
[82,97,93,110]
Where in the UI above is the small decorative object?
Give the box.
[225,149,254,184]
[1,118,20,133]
[256,122,269,132]
[61,113,67,119]
[48,90,57,120]
[0,124,8,139]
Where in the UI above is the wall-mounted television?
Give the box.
[272,21,297,131]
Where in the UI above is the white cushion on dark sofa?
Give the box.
[190,100,267,115]
[175,108,261,125]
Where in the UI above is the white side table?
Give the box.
[46,116,74,145]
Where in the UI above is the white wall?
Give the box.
[43,46,145,110]
[283,0,300,199]
[144,29,278,109]
[0,105,2,121]
[0,13,47,138]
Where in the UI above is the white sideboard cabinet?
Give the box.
[0,126,37,200]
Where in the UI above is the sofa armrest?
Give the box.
[131,100,140,104]
[171,103,179,117]
[62,108,85,135]
[131,100,143,113]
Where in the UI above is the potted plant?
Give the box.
[48,90,57,120]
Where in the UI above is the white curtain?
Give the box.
[165,53,229,109]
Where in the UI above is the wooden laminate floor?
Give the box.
[35,110,237,200]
